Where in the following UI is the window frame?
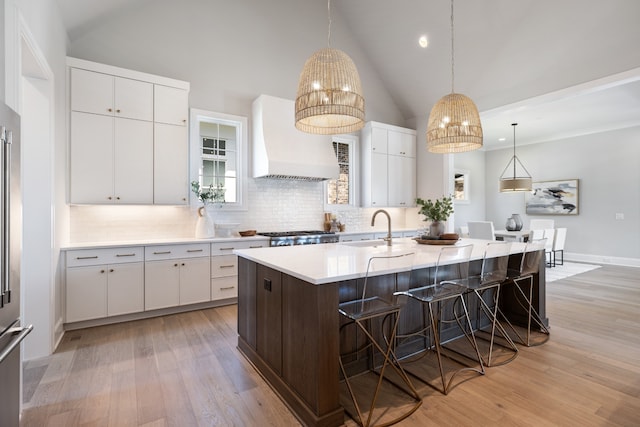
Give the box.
[324,134,360,210]
[189,108,248,210]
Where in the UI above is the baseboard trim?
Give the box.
[565,252,640,268]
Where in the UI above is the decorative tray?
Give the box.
[414,238,459,245]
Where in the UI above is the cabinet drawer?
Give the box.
[66,247,144,267]
[145,243,210,260]
[211,276,238,300]
[211,255,237,278]
[211,239,269,255]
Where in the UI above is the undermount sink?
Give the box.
[340,239,412,248]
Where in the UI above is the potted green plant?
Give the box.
[416,195,454,237]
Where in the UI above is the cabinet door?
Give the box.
[107,262,144,316]
[66,265,108,322]
[371,126,388,153]
[179,257,211,305]
[154,85,188,126]
[70,68,114,116]
[114,118,153,203]
[70,111,114,204]
[114,77,153,121]
[388,154,416,207]
[154,123,188,204]
[370,152,388,206]
[145,260,180,310]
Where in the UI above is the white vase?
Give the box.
[195,205,215,238]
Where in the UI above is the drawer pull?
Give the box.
[153,251,171,255]
[249,245,263,248]
[76,256,98,260]
[220,264,235,269]
[116,253,136,257]
[220,286,235,291]
[187,249,203,253]
[218,247,235,251]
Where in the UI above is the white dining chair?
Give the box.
[543,229,555,267]
[468,221,496,240]
[552,228,567,266]
[458,225,469,238]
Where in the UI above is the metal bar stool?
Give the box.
[338,252,422,427]
[394,244,485,395]
[465,241,519,366]
[498,239,550,347]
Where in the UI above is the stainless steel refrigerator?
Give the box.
[0,101,32,427]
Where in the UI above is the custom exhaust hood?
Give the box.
[252,94,340,181]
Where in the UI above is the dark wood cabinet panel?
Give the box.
[256,264,283,375]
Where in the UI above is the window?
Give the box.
[190,109,247,210]
[325,134,359,208]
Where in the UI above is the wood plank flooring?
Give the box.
[21,264,640,426]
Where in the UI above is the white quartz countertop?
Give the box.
[234,237,527,285]
[62,235,270,250]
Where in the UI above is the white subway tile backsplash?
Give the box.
[70,178,412,243]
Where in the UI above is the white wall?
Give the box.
[485,126,640,265]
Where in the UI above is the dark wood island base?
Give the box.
[237,252,547,427]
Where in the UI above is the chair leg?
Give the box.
[340,314,422,427]
[473,286,518,366]
[510,276,550,347]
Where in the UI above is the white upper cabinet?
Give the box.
[154,85,189,126]
[67,57,190,205]
[361,121,417,208]
[71,68,153,121]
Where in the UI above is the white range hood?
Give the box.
[252,94,339,181]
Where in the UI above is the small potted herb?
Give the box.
[416,195,454,237]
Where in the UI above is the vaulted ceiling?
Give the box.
[56,0,640,150]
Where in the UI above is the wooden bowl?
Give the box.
[440,233,460,240]
[239,230,256,237]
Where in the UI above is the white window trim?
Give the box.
[189,108,248,211]
[324,134,360,210]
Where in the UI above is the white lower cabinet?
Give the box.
[65,247,144,323]
[144,243,211,310]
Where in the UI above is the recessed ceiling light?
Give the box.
[418,36,428,48]
[498,137,506,141]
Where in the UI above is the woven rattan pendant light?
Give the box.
[427,0,482,153]
[499,123,532,192]
[295,0,365,135]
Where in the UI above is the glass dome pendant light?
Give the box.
[295,0,365,135]
[427,0,483,153]
[499,123,533,192]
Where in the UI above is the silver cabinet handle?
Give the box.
[249,245,263,248]
[220,265,235,269]
[153,251,171,255]
[116,253,136,257]
[76,255,98,260]
[187,249,203,253]
[218,247,234,251]
[220,286,235,291]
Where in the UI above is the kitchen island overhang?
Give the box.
[235,238,547,427]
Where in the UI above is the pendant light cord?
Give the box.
[327,0,332,48]
[512,123,517,178]
[450,0,455,94]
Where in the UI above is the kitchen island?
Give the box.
[235,238,547,427]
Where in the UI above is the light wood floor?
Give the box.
[21,264,640,426]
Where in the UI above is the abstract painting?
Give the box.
[525,179,579,215]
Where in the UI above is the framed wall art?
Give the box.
[525,179,579,215]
